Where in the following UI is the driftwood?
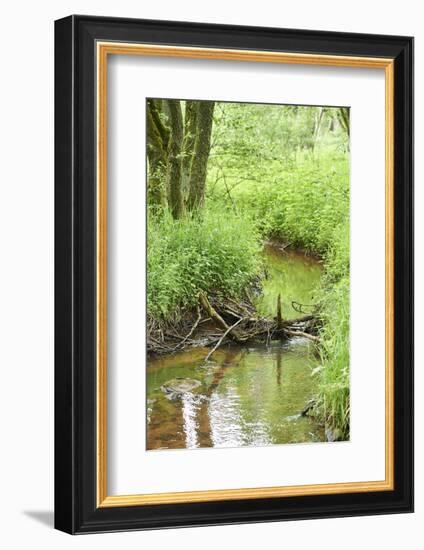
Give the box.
[148,288,320,356]
[171,307,202,351]
[204,317,244,362]
[283,328,319,342]
[277,293,283,330]
[198,292,242,342]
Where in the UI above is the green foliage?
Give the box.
[148,100,350,438]
[209,152,349,253]
[314,212,350,438]
[317,275,350,439]
[147,207,262,319]
[315,225,350,438]
[211,103,348,169]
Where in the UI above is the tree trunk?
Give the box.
[164,99,185,219]
[338,107,350,137]
[187,101,215,211]
[147,152,166,208]
[182,100,198,197]
[312,107,324,150]
[146,99,169,208]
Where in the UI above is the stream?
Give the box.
[146,242,325,450]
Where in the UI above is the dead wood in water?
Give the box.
[277,293,283,330]
[198,292,243,342]
[172,306,202,351]
[147,291,320,356]
[283,328,319,342]
[204,317,244,362]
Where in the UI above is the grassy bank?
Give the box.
[147,207,262,320]
[316,222,350,438]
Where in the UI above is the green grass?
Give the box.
[314,206,350,438]
[316,276,350,438]
[147,206,262,320]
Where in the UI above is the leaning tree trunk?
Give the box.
[187,101,215,211]
[338,107,350,137]
[146,100,168,208]
[337,107,350,151]
[164,99,185,219]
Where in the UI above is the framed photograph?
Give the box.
[54,15,413,534]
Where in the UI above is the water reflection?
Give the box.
[147,341,325,450]
[258,243,322,319]
[181,393,198,449]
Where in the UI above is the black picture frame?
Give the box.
[55,14,414,534]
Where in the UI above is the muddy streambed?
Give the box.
[147,243,325,450]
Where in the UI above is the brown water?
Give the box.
[146,245,324,451]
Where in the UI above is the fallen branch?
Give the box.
[284,329,319,342]
[277,293,283,330]
[283,314,315,325]
[199,292,242,342]
[291,301,317,314]
[148,336,174,351]
[172,307,202,351]
[204,318,244,362]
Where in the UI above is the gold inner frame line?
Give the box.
[96,41,395,508]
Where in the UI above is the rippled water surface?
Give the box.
[147,246,325,451]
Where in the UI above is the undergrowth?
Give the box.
[147,206,262,320]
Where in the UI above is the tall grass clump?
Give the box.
[147,206,262,320]
[316,222,350,438]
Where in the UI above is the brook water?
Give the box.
[147,243,325,450]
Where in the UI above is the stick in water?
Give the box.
[277,293,283,329]
[204,317,244,362]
